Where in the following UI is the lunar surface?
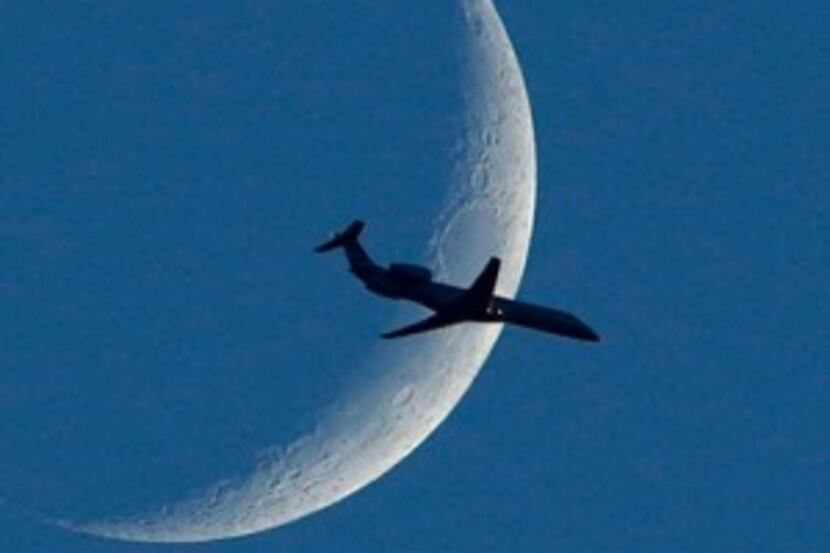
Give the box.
[70,0,537,542]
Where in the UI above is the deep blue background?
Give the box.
[2,1,828,551]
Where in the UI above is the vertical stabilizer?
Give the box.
[314,219,374,271]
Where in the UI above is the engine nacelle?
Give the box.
[388,263,433,283]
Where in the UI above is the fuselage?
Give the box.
[357,263,463,310]
[316,219,598,342]
[353,259,599,342]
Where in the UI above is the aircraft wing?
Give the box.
[450,257,500,314]
[468,257,500,303]
[381,313,459,339]
[381,258,502,339]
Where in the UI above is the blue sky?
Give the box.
[2,1,828,551]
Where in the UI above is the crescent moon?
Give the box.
[67,0,536,542]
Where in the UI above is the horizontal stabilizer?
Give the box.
[315,220,365,253]
[381,313,458,339]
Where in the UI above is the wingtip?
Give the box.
[380,327,408,340]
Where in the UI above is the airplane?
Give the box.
[315,220,600,342]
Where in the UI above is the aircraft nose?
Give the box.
[583,327,601,342]
[576,322,601,342]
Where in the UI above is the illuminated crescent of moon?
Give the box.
[68,0,536,542]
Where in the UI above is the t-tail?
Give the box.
[314,219,375,271]
[314,220,365,253]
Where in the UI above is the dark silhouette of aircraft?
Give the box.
[316,220,600,342]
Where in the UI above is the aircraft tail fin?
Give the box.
[315,220,365,253]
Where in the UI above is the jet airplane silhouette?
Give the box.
[316,220,599,342]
